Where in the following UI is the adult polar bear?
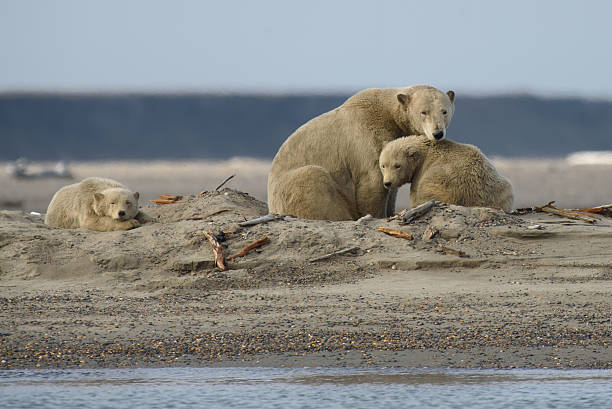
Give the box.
[267,85,455,220]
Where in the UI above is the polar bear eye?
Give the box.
[421,111,427,116]
[395,164,401,169]
[381,165,386,169]
[442,110,448,115]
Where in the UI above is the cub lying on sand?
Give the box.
[380,135,514,212]
[268,85,455,220]
[45,177,151,231]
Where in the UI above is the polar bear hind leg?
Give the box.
[269,165,356,220]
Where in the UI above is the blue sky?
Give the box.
[1,0,612,97]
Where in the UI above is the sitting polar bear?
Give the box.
[379,135,514,212]
[45,177,151,231]
[268,85,455,220]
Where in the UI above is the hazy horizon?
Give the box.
[2,1,612,99]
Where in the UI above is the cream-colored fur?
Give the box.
[380,135,514,212]
[268,85,455,220]
[45,177,150,231]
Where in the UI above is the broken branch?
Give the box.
[573,204,612,217]
[397,200,439,224]
[238,213,284,227]
[226,237,270,260]
[150,194,182,205]
[438,246,469,258]
[309,246,360,263]
[203,231,228,271]
[158,194,182,201]
[149,199,180,205]
[378,226,413,240]
[215,174,236,191]
[535,201,596,223]
[421,225,438,241]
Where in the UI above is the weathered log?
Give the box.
[227,237,270,260]
[203,231,228,271]
[150,194,182,205]
[149,199,180,205]
[573,204,612,217]
[378,227,413,240]
[309,246,360,263]
[397,200,439,224]
[238,213,284,227]
[438,246,469,258]
[535,201,596,223]
[422,225,438,241]
[158,194,182,201]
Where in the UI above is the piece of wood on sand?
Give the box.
[422,225,438,241]
[309,246,360,263]
[438,245,469,258]
[573,204,612,217]
[203,231,228,271]
[150,194,182,205]
[227,237,270,261]
[395,200,439,225]
[238,213,284,227]
[535,201,597,223]
[378,227,413,240]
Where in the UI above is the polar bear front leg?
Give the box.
[80,215,140,232]
[135,210,156,224]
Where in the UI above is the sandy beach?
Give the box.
[1,158,611,370]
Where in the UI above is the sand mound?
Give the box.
[1,189,610,296]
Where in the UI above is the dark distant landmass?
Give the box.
[1,93,611,161]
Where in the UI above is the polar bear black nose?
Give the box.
[433,131,444,140]
[118,210,126,217]
[384,182,392,188]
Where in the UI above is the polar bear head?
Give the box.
[396,86,454,142]
[93,188,140,221]
[379,136,428,189]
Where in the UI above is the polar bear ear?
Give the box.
[397,93,410,105]
[446,90,455,103]
[93,192,105,203]
[133,192,139,201]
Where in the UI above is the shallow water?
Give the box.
[1,367,611,409]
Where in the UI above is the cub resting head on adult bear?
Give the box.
[267,85,455,220]
[379,135,514,212]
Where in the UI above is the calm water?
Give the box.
[1,367,611,409]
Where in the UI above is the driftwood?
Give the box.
[573,204,612,217]
[238,213,284,227]
[150,194,182,205]
[438,246,469,258]
[377,227,413,240]
[535,201,596,223]
[227,237,270,260]
[422,226,438,241]
[203,231,228,271]
[309,246,360,263]
[396,200,439,225]
[215,174,236,191]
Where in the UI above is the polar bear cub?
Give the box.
[45,177,149,231]
[380,135,514,212]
